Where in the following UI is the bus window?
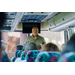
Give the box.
[1,32,28,59]
[30,31,65,48]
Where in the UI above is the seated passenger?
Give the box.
[41,43,60,52]
[36,43,60,62]
[1,40,11,62]
[12,45,23,62]
[58,33,75,61]
[17,42,38,62]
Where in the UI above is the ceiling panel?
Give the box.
[21,15,47,22]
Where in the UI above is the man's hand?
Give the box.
[40,44,45,49]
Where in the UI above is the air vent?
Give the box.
[10,14,14,15]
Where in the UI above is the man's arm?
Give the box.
[22,37,30,51]
[42,38,46,44]
[40,38,46,48]
[24,37,29,45]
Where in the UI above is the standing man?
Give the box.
[24,27,46,50]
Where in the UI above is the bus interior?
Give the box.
[1,12,75,61]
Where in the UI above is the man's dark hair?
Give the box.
[25,42,37,52]
[16,45,23,50]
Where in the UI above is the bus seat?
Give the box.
[17,50,22,57]
[36,51,60,62]
[58,52,75,62]
[36,52,50,62]
[48,51,60,62]
[26,50,40,62]
[21,51,26,60]
[12,50,19,62]
[12,50,22,62]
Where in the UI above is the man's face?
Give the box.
[32,28,38,36]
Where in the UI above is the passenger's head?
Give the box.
[25,42,37,53]
[32,27,38,36]
[16,45,23,50]
[41,43,60,52]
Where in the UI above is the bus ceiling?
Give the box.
[1,12,75,32]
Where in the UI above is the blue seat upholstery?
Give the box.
[21,51,26,60]
[36,52,50,62]
[26,50,40,62]
[48,51,60,62]
[36,51,60,62]
[58,52,75,62]
[12,50,22,62]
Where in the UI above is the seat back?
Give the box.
[15,50,19,57]
[17,50,22,57]
[36,51,60,62]
[26,50,40,62]
[48,51,60,62]
[36,52,50,62]
[58,52,75,62]
[21,51,26,60]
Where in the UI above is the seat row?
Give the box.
[12,50,60,62]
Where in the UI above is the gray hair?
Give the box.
[25,42,37,52]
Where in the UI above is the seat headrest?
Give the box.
[26,50,40,62]
[58,52,75,62]
[36,52,50,62]
[36,51,60,62]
